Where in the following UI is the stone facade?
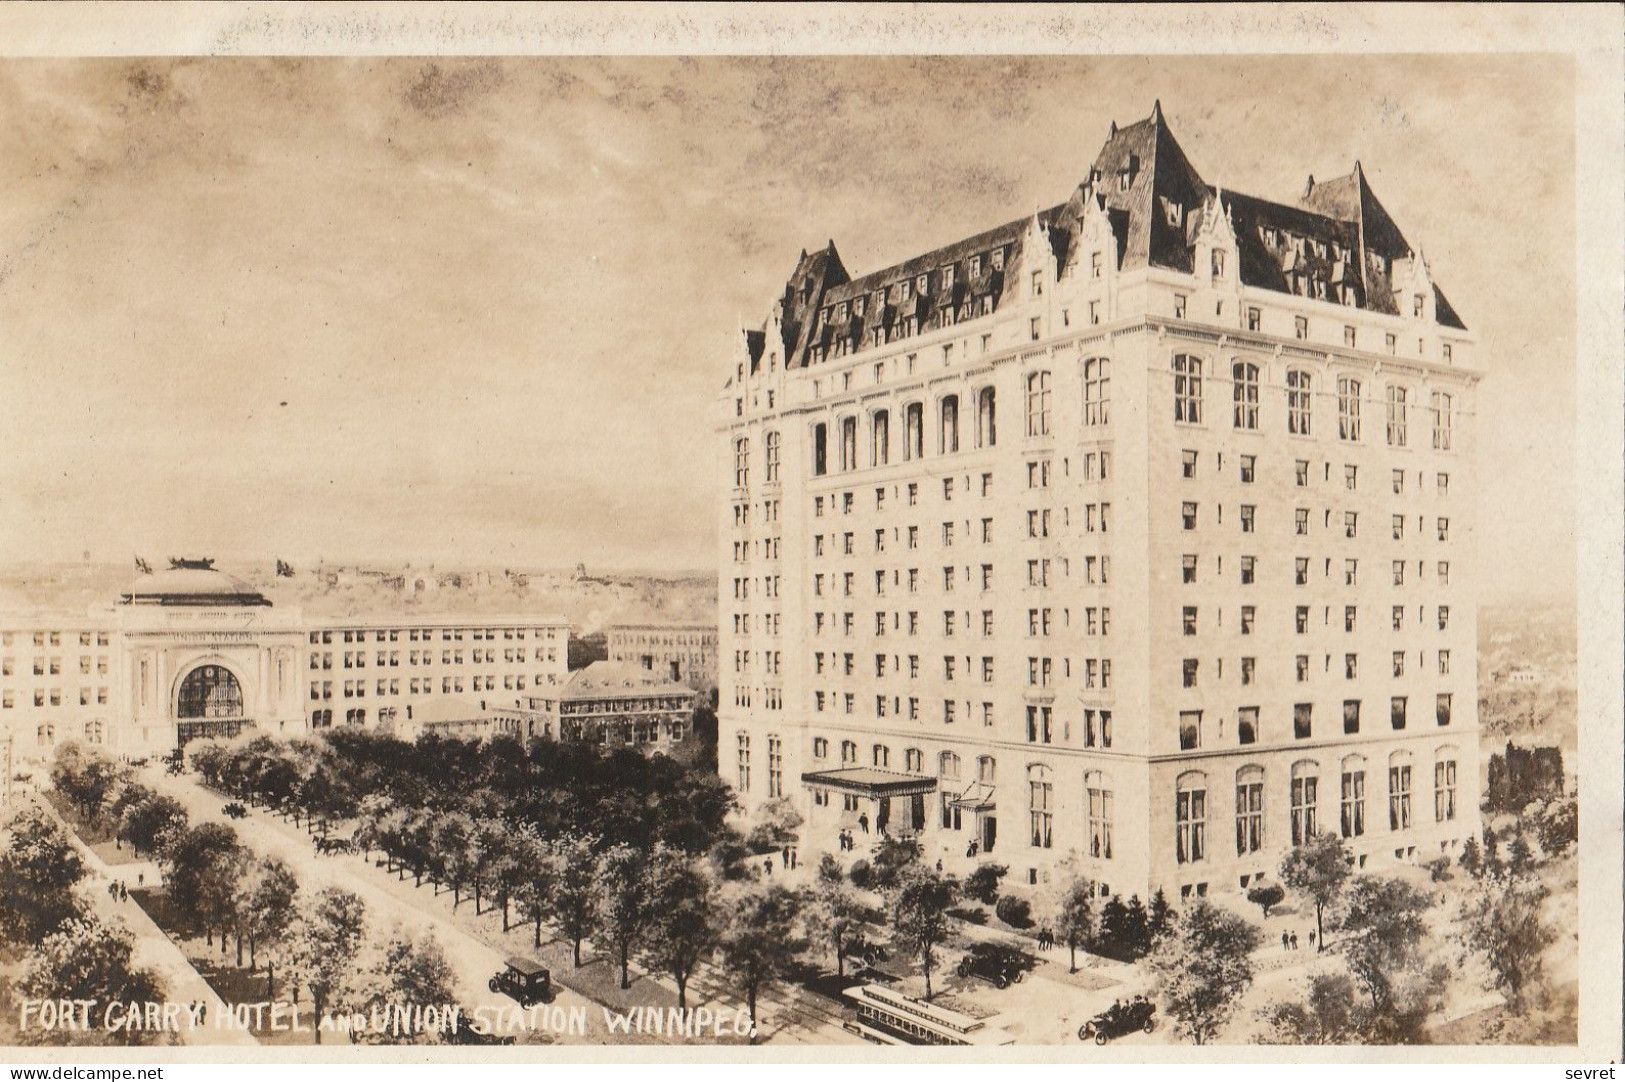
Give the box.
[715,104,1481,901]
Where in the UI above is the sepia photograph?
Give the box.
[0,2,1619,1067]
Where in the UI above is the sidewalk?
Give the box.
[32,794,257,1047]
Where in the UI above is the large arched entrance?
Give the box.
[174,663,249,745]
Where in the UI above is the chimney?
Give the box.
[1303,174,1316,200]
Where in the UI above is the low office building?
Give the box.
[606,621,718,691]
[493,660,696,752]
[0,558,571,762]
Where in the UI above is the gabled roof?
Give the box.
[771,102,1466,345]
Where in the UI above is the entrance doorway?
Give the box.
[980,815,997,853]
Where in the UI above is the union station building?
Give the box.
[0,559,571,764]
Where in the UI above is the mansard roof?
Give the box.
[773,102,1465,367]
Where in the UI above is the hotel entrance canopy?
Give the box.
[950,781,996,811]
[800,767,937,798]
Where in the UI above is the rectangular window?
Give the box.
[1343,699,1361,735]
[1436,693,1453,726]
[1179,710,1202,750]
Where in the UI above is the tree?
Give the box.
[356,927,460,1044]
[963,863,1008,907]
[547,834,600,968]
[1458,868,1556,1012]
[1533,797,1577,857]
[718,881,805,1043]
[744,798,803,855]
[1506,834,1535,875]
[107,781,153,850]
[1123,894,1151,956]
[1145,899,1262,1045]
[119,793,188,861]
[595,842,655,989]
[240,855,299,994]
[803,855,863,976]
[1258,971,1372,1045]
[1335,875,1435,1013]
[18,916,166,1046]
[512,831,556,949]
[1458,834,1483,877]
[1095,894,1130,959]
[0,806,87,944]
[1053,874,1096,973]
[890,865,958,1000]
[1247,883,1286,919]
[1147,888,1176,942]
[287,887,367,1044]
[430,812,476,909]
[868,835,922,891]
[161,822,249,949]
[1279,832,1351,952]
[646,854,718,1009]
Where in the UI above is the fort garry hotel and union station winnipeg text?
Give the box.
[2,104,1478,909]
[717,104,1478,903]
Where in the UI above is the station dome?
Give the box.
[120,558,272,607]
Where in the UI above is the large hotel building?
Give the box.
[1,560,570,764]
[717,105,1480,900]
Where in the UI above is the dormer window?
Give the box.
[1263,227,1278,247]
[991,248,1006,271]
[1167,200,1182,227]
[942,265,956,289]
[970,254,982,277]
[1211,249,1226,280]
[838,302,849,320]
[1413,293,1425,318]
[917,273,930,294]
[1031,270,1043,297]
[1091,251,1103,278]
[854,297,866,317]
[900,280,912,301]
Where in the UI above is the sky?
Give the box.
[0,55,1576,601]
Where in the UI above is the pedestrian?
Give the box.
[1290,932,1299,951]
[763,858,773,877]
[137,872,145,887]
[782,845,790,868]
[936,858,944,873]
[1281,931,1289,950]
[858,813,869,834]
[120,884,129,902]
[1308,930,1317,949]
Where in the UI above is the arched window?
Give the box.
[1083,358,1111,425]
[977,755,996,784]
[1340,754,1367,838]
[1173,355,1203,424]
[764,430,781,482]
[1232,361,1259,429]
[733,436,751,487]
[1385,384,1408,446]
[177,665,243,719]
[938,751,961,779]
[1337,376,1362,441]
[904,747,924,773]
[903,402,924,460]
[1028,764,1053,848]
[1286,369,1313,435]
[1085,770,1114,859]
[840,740,857,764]
[872,743,890,768]
[1431,391,1454,450]
[839,416,858,471]
[1433,747,1459,822]
[871,409,890,467]
[812,423,828,476]
[1176,771,1207,863]
[1388,751,1414,830]
[736,732,751,792]
[1235,765,1264,855]
[939,395,960,454]
[1025,371,1051,437]
[1290,760,1320,845]
[976,386,997,448]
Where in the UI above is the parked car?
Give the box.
[489,956,553,1006]
[1078,997,1156,1044]
[844,932,890,968]
[955,942,1031,989]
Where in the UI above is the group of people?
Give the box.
[1035,927,1056,950]
[761,845,801,877]
[1279,930,1315,951]
[836,829,859,851]
[105,879,130,903]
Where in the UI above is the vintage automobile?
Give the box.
[954,942,1030,989]
[844,932,890,969]
[1078,997,1157,1044]
[488,956,554,1007]
[221,802,248,819]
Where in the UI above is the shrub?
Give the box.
[994,894,1032,929]
[848,859,874,891]
[1246,883,1286,918]
[963,863,1007,907]
[1424,856,1453,883]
